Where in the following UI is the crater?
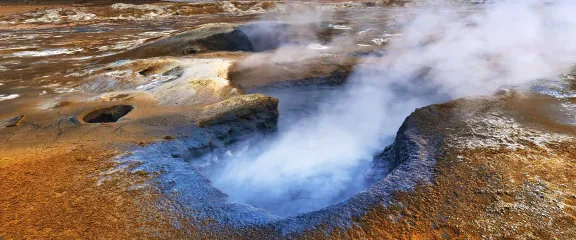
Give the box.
[82,105,134,123]
[193,80,384,217]
[113,71,439,233]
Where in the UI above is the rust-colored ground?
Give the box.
[335,143,575,239]
[0,143,166,239]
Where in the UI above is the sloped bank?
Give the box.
[98,22,325,64]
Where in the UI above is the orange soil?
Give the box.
[0,143,188,239]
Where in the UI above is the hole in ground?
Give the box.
[192,81,393,217]
[83,105,134,123]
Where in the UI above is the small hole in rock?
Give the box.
[83,105,134,123]
[138,67,155,76]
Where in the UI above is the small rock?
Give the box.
[1,115,25,128]
[163,135,176,140]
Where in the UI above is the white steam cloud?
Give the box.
[207,0,576,216]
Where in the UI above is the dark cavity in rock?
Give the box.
[138,67,156,76]
[83,105,134,123]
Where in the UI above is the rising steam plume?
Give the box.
[206,0,576,216]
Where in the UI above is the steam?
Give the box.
[386,0,576,96]
[206,0,576,216]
